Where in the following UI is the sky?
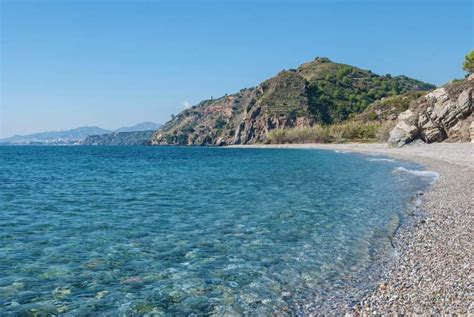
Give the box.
[0,0,472,138]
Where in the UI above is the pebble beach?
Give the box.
[233,142,473,315]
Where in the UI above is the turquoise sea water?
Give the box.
[0,146,435,315]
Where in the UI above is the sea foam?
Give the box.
[393,166,439,182]
[366,157,396,163]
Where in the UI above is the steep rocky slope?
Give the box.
[388,76,473,146]
[151,57,434,146]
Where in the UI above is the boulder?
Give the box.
[388,110,419,146]
[389,78,473,146]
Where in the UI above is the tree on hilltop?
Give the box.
[463,50,474,74]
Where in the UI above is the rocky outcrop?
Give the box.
[388,77,473,146]
[81,130,156,145]
[151,57,434,146]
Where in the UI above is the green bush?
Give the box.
[267,129,287,144]
[214,116,226,129]
[375,121,396,142]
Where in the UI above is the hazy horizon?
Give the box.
[1,0,472,138]
[0,121,162,139]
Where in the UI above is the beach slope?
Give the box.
[232,143,473,314]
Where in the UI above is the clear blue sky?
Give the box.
[1,0,472,138]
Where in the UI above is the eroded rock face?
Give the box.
[389,78,473,146]
[151,85,315,146]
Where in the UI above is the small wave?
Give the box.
[393,167,439,181]
[366,158,396,163]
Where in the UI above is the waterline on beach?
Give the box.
[393,166,439,182]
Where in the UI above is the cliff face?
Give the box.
[388,76,473,146]
[151,57,434,146]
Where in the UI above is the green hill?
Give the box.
[151,57,434,145]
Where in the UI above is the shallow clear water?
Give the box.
[0,146,434,315]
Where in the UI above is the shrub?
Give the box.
[268,126,330,144]
[214,116,226,129]
[267,128,287,144]
[368,111,378,121]
[336,66,352,78]
[267,121,394,144]
[375,121,396,142]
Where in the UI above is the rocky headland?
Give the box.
[151,57,434,146]
[81,130,156,146]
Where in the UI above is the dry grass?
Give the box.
[267,121,395,144]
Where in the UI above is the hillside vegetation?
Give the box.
[151,57,434,145]
[267,121,395,144]
[82,130,156,145]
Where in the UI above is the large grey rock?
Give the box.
[388,110,419,146]
[389,78,473,146]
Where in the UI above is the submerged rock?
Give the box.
[95,290,108,299]
[52,287,71,298]
[121,276,143,284]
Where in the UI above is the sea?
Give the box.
[0,146,437,315]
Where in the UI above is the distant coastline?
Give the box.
[0,122,162,146]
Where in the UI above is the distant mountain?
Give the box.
[115,122,162,133]
[0,126,112,145]
[80,122,162,145]
[81,130,156,145]
[0,122,162,145]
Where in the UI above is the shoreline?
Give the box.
[229,142,473,314]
